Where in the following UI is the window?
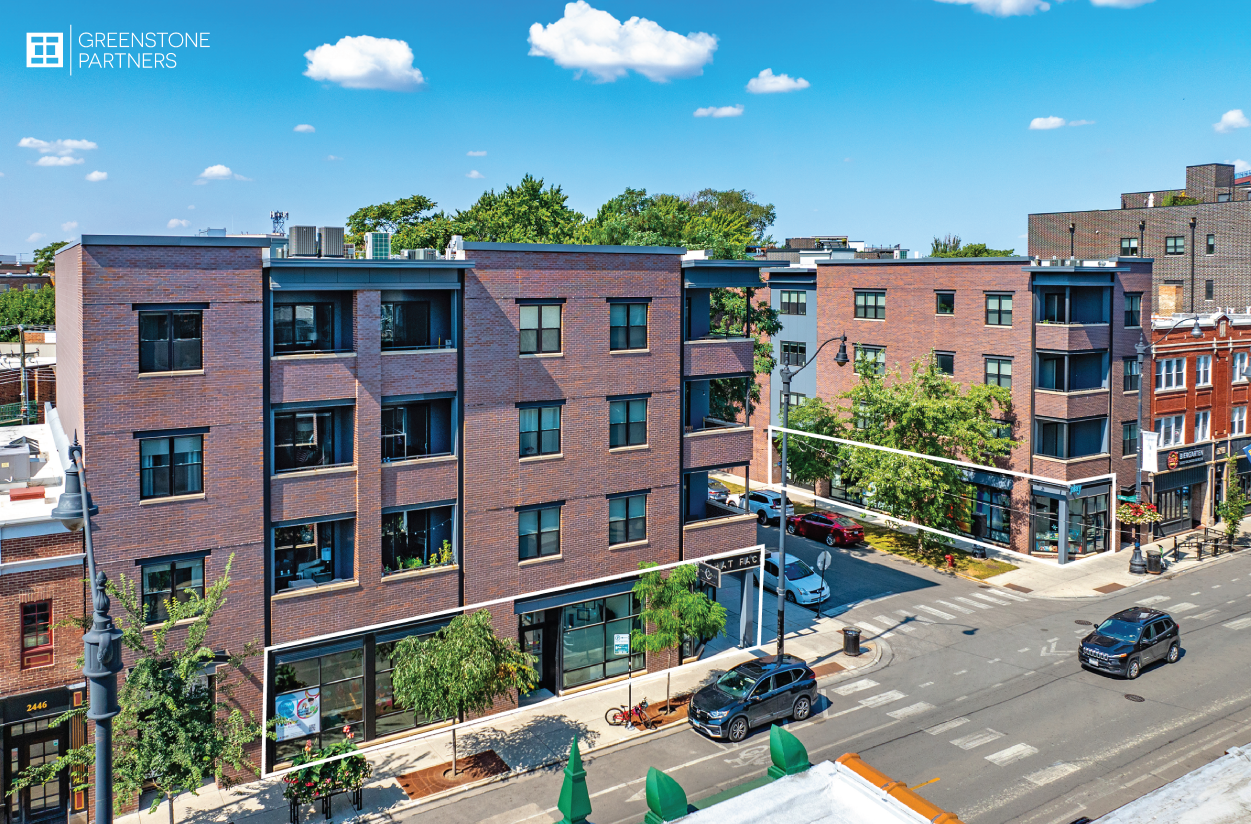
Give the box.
[1207,233,1216,255]
[140,557,205,624]
[1156,414,1184,447]
[139,310,202,372]
[610,399,647,448]
[272,646,365,761]
[1165,236,1185,255]
[520,304,561,354]
[985,294,1013,326]
[935,351,954,375]
[21,601,52,669]
[274,522,344,591]
[519,505,561,560]
[936,292,955,315]
[854,291,886,320]
[382,404,425,461]
[1219,192,1232,203]
[1034,417,1107,459]
[1235,352,1249,383]
[1194,409,1210,442]
[1123,357,1140,392]
[1120,237,1139,256]
[1233,406,1247,436]
[1122,421,1138,456]
[380,301,430,350]
[610,303,648,351]
[1124,293,1141,328]
[1155,357,1185,391]
[780,391,806,410]
[273,303,334,354]
[1205,280,1215,301]
[780,290,807,315]
[549,593,643,689]
[609,494,647,545]
[275,410,343,471]
[1037,351,1107,391]
[382,505,454,575]
[856,345,885,376]
[985,357,1012,389]
[780,341,806,367]
[1197,355,1212,386]
[140,435,203,499]
[520,405,561,457]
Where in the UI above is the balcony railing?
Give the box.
[685,416,744,434]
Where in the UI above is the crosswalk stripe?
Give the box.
[937,600,974,615]
[855,621,885,635]
[970,592,1011,606]
[895,609,933,625]
[859,690,907,708]
[1169,602,1200,612]
[875,615,914,633]
[985,743,1038,766]
[1189,609,1220,621]
[833,679,879,696]
[887,702,935,720]
[953,596,992,610]
[916,605,956,620]
[924,717,969,736]
[1223,616,1251,630]
[1138,595,1170,605]
[993,590,1029,602]
[1025,762,1080,786]
[951,729,1004,750]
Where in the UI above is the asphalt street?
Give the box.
[399,525,1251,824]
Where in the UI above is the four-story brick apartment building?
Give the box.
[53,234,761,773]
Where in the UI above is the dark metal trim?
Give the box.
[132,426,209,439]
[381,499,456,515]
[515,500,565,513]
[132,302,210,311]
[134,549,211,567]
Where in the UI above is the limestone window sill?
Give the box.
[139,492,206,506]
[270,580,359,601]
[520,453,563,464]
[610,349,650,355]
[272,464,357,479]
[138,369,204,378]
[520,352,565,359]
[610,539,650,552]
[383,564,458,582]
[519,554,562,568]
[609,444,650,453]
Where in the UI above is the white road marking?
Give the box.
[1138,595,1170,605]
[887,702,935,720]
[1169,602,1200,612]
[952,596,992,611]
[860,690,907,708]
[1213,585,1222,589]
[832,679,879,696]
[1018,647,1031,653]
[993,590,1029,602]
[916,604,956,620]
[1191,591,1200,596]
[1025,762,1080,786]
[956,695,969,701]
[970,592,1011,606]
[985,743,1038,766]
[924,717,969,735]
[895,608,933,624]
[953,669,968,676]
[1189,609,1220,621]
[1223,616,1251,630]
[827,704,867,719]
[988,658,1001,664]
[854,621,885,635]
[876,614,913,633]
[951,729,1005,750]
[937,599,975,615]
[918,681,934,688]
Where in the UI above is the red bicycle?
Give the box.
[605,697,654,729]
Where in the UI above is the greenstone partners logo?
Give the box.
[25,29,210,72]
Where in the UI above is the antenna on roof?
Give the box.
[270,211,289,235]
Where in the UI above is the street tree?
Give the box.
[929,235,1015,257]
[33,240,68,275]
[1217,456,1248,547]
[0,284,55,341]
[389,610,537,775]
[631,563,727,712]
[453,175,585,244]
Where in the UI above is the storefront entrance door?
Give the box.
[6,724,66,824]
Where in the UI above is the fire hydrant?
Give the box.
[945,554,954,569]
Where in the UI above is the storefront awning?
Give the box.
[1154,465,1207,492]
[514,578,637,615]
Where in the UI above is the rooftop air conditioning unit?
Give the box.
[401,248,437,260]
[343,243,356,259]
[318,227,345,258]
[289,226,318,257]
[365,232,391,260]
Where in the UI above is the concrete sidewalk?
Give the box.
[121,613,877,824]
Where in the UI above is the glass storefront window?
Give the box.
[1032,496,1060,554]
[374,629,440,737]
[1031,493,1110,555]
[273,646,364,763]
[973,488,1011,545]
[560,594,644,689]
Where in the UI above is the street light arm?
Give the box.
[781,334,849,382]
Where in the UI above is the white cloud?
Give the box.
[694,104,743,118]
[18,137,98,156]
[188,205,196,209]
[36,156,84,166]
[746,68,810,93]
[294,124,316,133]
[466,170,484,179]
[1090,0,1153,6]
[85,170,107,182]
[0,172,6,177]
[1215,109,1250,134]
[168,219,191,229]
[61,221,77,232]
[1029,115,1066,130]
[1067,119,1095,126]
[1230,159,1251,173]
[196,164,250,184]
[303,36,426,91]
[26,233,44,244]
[936,0,1152,14]
[326,155,343,161]
[528,1,717,83]
[467,150,487,156]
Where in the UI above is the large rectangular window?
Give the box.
[935,292,955,315]
[1233,406,1247,436]
[985,357,1012,389]
[780,391,807,411]
[1120,237,1139,256]
[610,303,648,351]
[21,601,52,669]
[780,341,806,367]
[519,505,561,560]
[780,290,806,315]
[140,557,205,624]
[382,505,454,575]
[935,351,954,375]
[854,291,886,320]
[1196,355,1212,386]
[1155,357,1186,391]
[1122,421,1138,456]
[520,304,562,354]
[380,301,430,350]
[1207,233,1216,255]
[1123,357,1140,392]
[274,522,345,592]
[272,645,364,763]
[520,405,561,457]
[555,593,643,689]
[1194,409,1211,442]
[609,494,647,545]
[609,399,647,448]
[1034,417,1107,459]
[1165,236,1185,255]
[273,303,334,354]
[985,294,1013,326]
[1156,414,1184,447]
[1037,352,1107,392]
[140,435,203,499]
[139,310,202,372]
[381,399,452,462]
[1124,294,1141,328]
[856,345,885,376]
[275,410,347,472]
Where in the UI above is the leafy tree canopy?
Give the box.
[33,241,68,275]
[455,175,585,244]
[684,188,776,243]
[929,234,1015,258]
[0,285,55,341]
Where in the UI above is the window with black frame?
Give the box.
[609,398,647,447]
[610,303,647,350]
[520,406,561,457]
[560,593,643,689]
[519,505,561,560]
[1123,357,1140,391]
[382,403,429,461]
[139,557,205,624]
[985,357,1012,389]
[1124,293,1141,327]
[382,507,454,574]
[274,523,339,591]
[854,291,886,320]
[856,345,885,376]
[381,301,430,350]
[780,341,806,367]
[273,303,334,353]
[374,630,442,737]
[139,310,202,372]
[272,646,364,763]
[520,304,562,354]
[275,410,340,471]
[780,290,806,315]
[985,293,1013,326]
[935,351,954,375]
[609,494,646,545]
[140,435,203,499]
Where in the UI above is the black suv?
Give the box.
[1079,607,1181,679]
[688,654,818,743]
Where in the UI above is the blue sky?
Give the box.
[4,0,1250,257]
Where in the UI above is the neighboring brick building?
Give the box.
[54,235,761,777]
[1030,163,1251,314]
[753,255,1153,562]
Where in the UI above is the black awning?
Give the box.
[962,468,1015,491]
[1154,465,1208,492]
[514,578,637,615]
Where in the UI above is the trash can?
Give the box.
[842,627,862,656]
[971,546,987,560]
[1145,549,1163,575]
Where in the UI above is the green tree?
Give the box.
[390,610,536,775]
[684,188,777,243]
[777,397,842,486]
[33,241,68,275]
[631,563,727,711]
[1162,193,1202,207]
[1218,456,1248,547]
[453,175,585,244]
[345,194,456,252]
[707,288,781,421]
[929,235,1015,257]
[0,284,56,341]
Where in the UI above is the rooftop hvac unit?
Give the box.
[289,226,318,257]
[365,232,391,260]
[343,243,356,259]
[401,248,437,260]
[318,226,345,258]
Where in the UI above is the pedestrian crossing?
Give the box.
[839,586,1032,641]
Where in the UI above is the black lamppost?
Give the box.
[775,334,849,655]
[50,439,121,824]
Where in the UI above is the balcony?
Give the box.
[381,346,458,396]
[1033,389,1110,420]
[684,337,755,378]
[682,500,757,560]
[1032,454,1112,482]
[1035,323,1110,351]
[271,353,358,405]
[270,466,357,524]
[683,418,753,469]
[382,455,458,510]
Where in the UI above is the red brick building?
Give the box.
[53,235,760,776]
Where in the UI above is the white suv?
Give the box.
[727,490,796,524]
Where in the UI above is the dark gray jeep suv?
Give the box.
[1079,607,1181,679]
[688,654,817,743]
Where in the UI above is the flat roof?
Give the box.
[817,256,1029,265]
[463,241,685,255]
[60,235,274,251]
[1092,740,1251,823]
[266,257,474,269]
[0,422,67,529]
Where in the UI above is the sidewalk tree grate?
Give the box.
[1124,694,1145,703]
[1075,620,1093,626]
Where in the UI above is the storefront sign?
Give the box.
[1141,431,1160,475]
[1,687,70,725]
[274,688,320,742]
[1157,443,1211,473]
[613,634,630,656]
[703,550,762,574]
[696,562,722,589]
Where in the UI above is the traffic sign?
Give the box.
[816,551,833,572]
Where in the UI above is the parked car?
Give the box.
[708,479,730,503]
[688,654,818,743]
[1079,607,1181,680]
[761,552,828,605]
[785,512,864,547]
[727,490,796,524]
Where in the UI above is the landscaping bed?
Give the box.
[396,750,510,800]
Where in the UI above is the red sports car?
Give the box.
[785,512,864,547]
